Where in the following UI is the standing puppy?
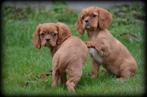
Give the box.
[33,22,88,92]
[76,6,137,80]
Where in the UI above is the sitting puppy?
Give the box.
[33,22,88,92]
[76,6,137,80]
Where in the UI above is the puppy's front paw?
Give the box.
[85,41,95,48]
[98,50,104,56]
[103,52,109,57]
[97,48,109,57]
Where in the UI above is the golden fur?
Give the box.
[33,22,88,92]
[76,6,137,80]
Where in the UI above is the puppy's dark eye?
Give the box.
[92,14,97,18]
[51,32,57,37]
[81,16,84,20]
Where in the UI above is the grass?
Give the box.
[2,2,145,96]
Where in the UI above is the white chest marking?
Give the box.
[89,48,103,63]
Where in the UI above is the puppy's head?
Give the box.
[76,6,112,34]
[32,22,71,49]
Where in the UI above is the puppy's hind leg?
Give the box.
[66,75,81,93]
[66,64,82,92]
[118,64,135,80]
[51,69,60,87]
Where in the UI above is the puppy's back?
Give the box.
[53,36,88,68]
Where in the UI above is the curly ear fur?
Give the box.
[97,8,112,30]
[56,23,72,44]
[32,24,41,49]
[76,14,85,35]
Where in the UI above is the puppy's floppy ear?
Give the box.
[32,24,41,49]
[97,8,112,30]
[56,23,72,44]
[76,13,85,35]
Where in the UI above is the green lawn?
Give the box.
[2,2,145,96]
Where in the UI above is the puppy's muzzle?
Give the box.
[45,36,50,46]
[85,20,89,23]
[45,38,50,42]
[84,20,90,28]
[45,35,50,42]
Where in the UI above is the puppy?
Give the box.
[76,6,137,80]
[33,22,88,92]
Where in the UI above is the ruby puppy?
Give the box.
[33,22,88,92]
[76,6,137,80]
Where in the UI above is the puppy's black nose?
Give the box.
[46,38,50,42]
[85,20,88,23]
